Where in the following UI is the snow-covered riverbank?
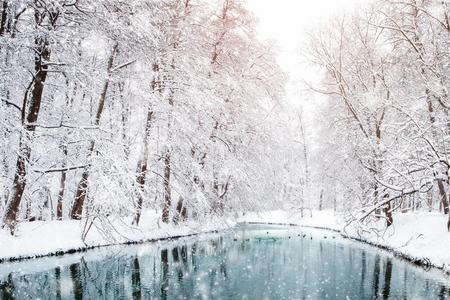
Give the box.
[0,211,233,262]
[1,209,449,275]
[239,210,450,273]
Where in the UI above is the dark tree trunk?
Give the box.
[3,138,29,231]
[56,145,67,220]
[71,169,90,219]
[162,151,171,223]
[2,28,50,233]
[319,188,323,211]
[133,110,153,226]
[0,1,6,34]
[133,159,147,226]
[173,196,187,224]
[56,76,72,221]
[447,213,450,232]
[437,179,449,214]
[70,42,118,219]
[0,0,9,36]
[181,206,187,222]
[383,198,393,227]
[375,116,394,226]
[216,175,230,215]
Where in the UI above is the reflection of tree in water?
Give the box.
[191,243,198,272]
[0,274,15,300]
[69,262,83,300]
[172,247,179,263]
[131,256,142,300]
[383,258,393,300]
[80,256,104,298]
[372,254,381,298]
[55,267,61,300]
[161,249,169,300]
[172,247,183,282]
[359,251,367,297]
[181,245,188,266]
[438,285,450,299]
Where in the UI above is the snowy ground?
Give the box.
[239,210,450,273]
[0,210,233,262]
[1,209,449,275]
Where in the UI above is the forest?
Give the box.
[302,0,450,233]
[0,0,300,235]
[0,0,449,240]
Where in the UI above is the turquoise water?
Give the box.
[0,224,449,299]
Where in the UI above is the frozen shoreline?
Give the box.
[0,210,233,263]
[239,210,450,274]
[1,209,449,276]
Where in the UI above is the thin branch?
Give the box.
[0,97,21,111]
[34,165,90,174]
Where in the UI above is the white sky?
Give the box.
[246,0,360,74]
[246,0,361,136]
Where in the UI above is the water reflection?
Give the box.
[131,256,141,300]
[0,225,449,299]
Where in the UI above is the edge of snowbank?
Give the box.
[0,210,235,263]
[244,221,444,273]
[238,210,450,275]
[0,229,221,264]
[1,209,449,278]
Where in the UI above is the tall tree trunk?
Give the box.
[133,162,147,226]
[56,145,67,220]
[133,109,154,226]
[56,76,73,221]
[448,211,450,231]
[383,194,393,227]
[447,207,450,231]
[70,42,118,219]
[118,82,130,156]
[437,178,449,214]
[173,196,186,225]
[319,188,323,211]
[375,114,393,227]
[2,28,50,233]
[71,167,90,220]
[0,0,9,36]
[159,58,174,223]
[1,153,9,211]
[162,150,171,223]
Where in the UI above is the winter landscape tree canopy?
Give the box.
[0,0,450,299]
[0,0,291,233]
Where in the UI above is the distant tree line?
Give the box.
[304,0,450,231]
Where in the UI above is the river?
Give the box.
[0,224,449,299]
